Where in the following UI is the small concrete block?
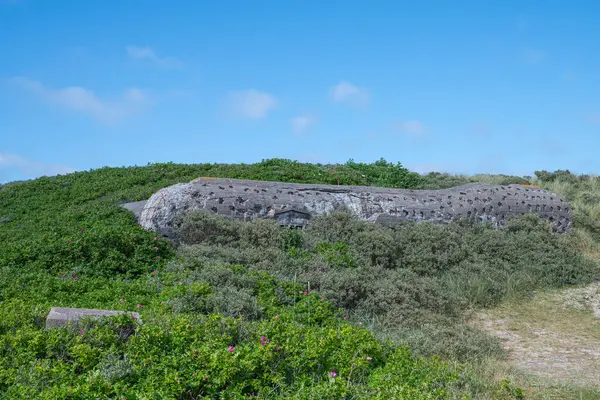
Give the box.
[46,307,141,329]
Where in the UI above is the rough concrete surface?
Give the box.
[46,307,141,329]
[122,178,572,239]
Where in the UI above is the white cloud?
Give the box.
[227,89,277,119]
[126,45,183,68]
[11,77,153,124]
[396,120,425,136]
[330,81,370,107]
[0,151,75,182]
[290,115,316,133]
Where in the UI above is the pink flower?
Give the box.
[153,237,158,241]
[79,329,84,334]
[366,356,372,361]
[137,304,143,308]
[303,290,308,295]
[343,316,348,321]
[154,247,159,252]
[119,298,125,303]
[261,336,266,341]
[156,256,161,259]
[274,314,279,319]
[228,346,235,352]
[68,239,72,243]
[359,322,364,325]
[331,370,337,378]
[177,281,183,285]
[151,270,158,275]
[261,341,266,346]
[73,276,78,281]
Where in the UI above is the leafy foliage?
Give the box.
[534,169,579,184]
[2,159,591,398]
[175,209,598,363]
[0,159,511,399]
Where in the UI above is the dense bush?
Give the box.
[2,159,593,398]
[534,169,579,184]
[532,171,600,242]
[1,159,519,399]
[174,209,598,362]
[0,266,482,398]
[416,172,529,190]
[345,158,422,188]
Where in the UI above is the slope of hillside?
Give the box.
[0,159,597,399]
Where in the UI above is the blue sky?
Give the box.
[1,0,599,183]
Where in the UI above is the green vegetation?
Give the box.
[0,158,597,399]
[531,170,600,256]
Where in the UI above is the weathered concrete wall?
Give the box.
[46,307,141,329]
[124,177,572,237]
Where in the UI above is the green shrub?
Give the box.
[534,169,579,183]
[174,210,240,246]
[97,353,137,384]
[345,158,423,188]
[416,172,529,190]
[315,241,357,268]
[0,271,482,398]
[9,159,587,398]
[240,218,286,249]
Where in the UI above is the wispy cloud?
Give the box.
[290,115,316,133]
[126,45,183,68]
[330,81,370,108]
[226,89,277,119]
[0,151,74,182]
[395,120,425,137]
[11,77,154,124]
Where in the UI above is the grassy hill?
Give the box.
[0,158,598,399]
